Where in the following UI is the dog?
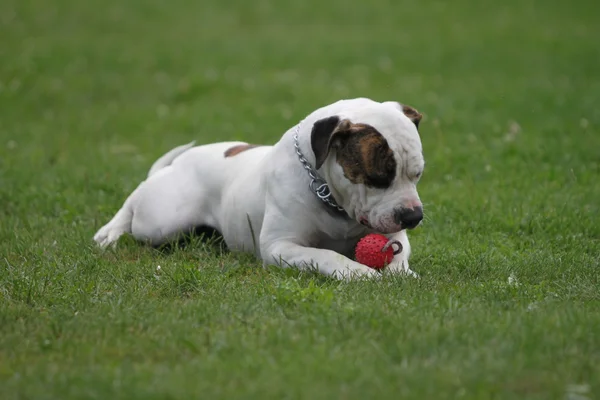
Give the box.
[94,98,425,279]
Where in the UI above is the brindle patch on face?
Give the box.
[224,144,262,158]
[335,124,397,189]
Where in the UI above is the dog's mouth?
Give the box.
[359,217,372,229]
[359,216,405,234]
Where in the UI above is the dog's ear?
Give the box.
[401,104,423,128]
[311,116,352,169]
[384,101,423,128]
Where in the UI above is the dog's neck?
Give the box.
[292,122,346,215]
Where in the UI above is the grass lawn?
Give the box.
[1,0,599,398]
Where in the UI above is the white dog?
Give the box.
[94,98,425,279]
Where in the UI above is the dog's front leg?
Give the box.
[383,230,418,277]
[262,240,380,280]
[259,192,379,280]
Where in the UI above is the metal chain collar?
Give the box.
[293,124,345,212]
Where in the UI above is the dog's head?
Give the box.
[311,100,424,233]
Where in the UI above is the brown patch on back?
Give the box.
[334,124,397,189]
[224,144,262,158]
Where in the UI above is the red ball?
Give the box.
[355,233,395,270]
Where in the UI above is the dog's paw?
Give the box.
[386,262,419,278]
[93,225,123,249]
[335,265,382,281]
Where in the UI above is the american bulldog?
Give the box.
[94,98,425,279]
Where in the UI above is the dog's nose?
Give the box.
[394,206,423,229]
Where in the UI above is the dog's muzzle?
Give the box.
[394,206,423,229]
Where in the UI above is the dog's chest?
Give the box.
[313,218,369,257]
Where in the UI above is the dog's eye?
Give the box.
[414,171,422,180]
[386,158,395,172]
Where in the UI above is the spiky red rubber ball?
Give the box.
[355,233,394,270]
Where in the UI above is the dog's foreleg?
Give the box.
[383,230,418,277]
[262,240,381,280]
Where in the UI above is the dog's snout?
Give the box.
[394,206,423,229]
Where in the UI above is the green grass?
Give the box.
[1,0,599,398]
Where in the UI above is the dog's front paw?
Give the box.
[386,262,419,278]
[335,265,382,281]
